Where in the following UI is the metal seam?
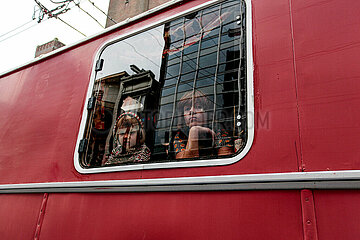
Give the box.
[288,0,304,171]
[300,190,319,240]
[33,193,49,240]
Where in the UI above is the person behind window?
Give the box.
[103,112,150,165]
[173,90,233,159]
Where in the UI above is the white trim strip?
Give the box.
[1,181,360,193]
[1,170,360,192]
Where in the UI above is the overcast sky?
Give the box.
[0,0,110,74]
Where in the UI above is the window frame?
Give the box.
[74,0,254,174]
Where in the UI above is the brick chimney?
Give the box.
[35,38,65,58]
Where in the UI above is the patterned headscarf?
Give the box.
[111,112,144,156]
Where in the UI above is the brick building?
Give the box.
[105,0,171,27]
[35,38,65,58]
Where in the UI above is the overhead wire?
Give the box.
[1,0,109,43]
[49,0,72,3]
[33,0,88,37]
[56,16,87,36]
[0,20,35,39]
[87,0,117,25]
[73,0,105,28]
[33,0,72,22]
[0,21,40,44]
[0,1,65,43]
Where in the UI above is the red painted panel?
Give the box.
[0,194,43,239]
[313,190,360,240]
[291,0,360,170]
[40,191,303,240]
[0,0,304,184]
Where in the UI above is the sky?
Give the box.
[0,0,110,74]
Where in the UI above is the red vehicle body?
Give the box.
[1,0,360,239]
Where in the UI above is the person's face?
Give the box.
[183,102,205,127]
[117,125,139,151]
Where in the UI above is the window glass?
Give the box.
[78,0,247,168]
[163,76,177,87]
[180,71,196,82]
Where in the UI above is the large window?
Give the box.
[77,0,249,171]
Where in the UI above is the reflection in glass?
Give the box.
[96,26,165,81]
[80,0,247,167]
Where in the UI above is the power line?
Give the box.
[87,0,117,25]
[33,0,72,23]
[48,0,107,29]
[0,21,41,44]
[0,20,35,39]
[33,0,87,37]
[49,0,72,3]
[0,0,106,44]
[57,16,87,37]
[0,0,71,43]
[73,1,104,28]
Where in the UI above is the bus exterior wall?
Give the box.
[0,0,360,239]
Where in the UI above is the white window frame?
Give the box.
[74,0,254,174]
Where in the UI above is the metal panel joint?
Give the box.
[301,189,319,240]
